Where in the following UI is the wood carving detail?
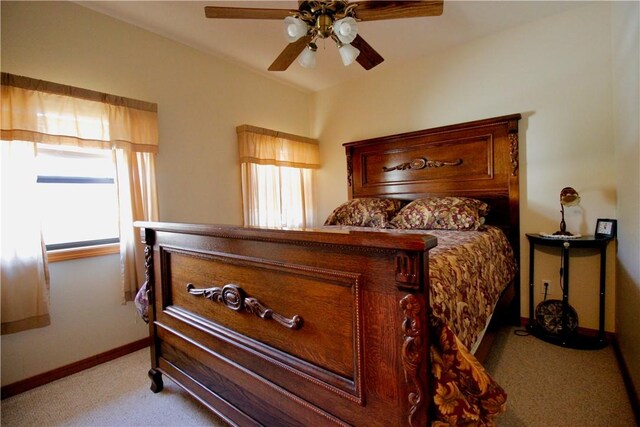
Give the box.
[508,132,519,177]
[186,283,304,330]
[140,242,153,324]
[383,157,462,172]
[346,152,353,187]
[142,228,155,302]
[400,294,424,427]
[395,251,420,290]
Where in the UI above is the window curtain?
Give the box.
[237,125,319,228]
[0,141,51,334]
[1,73,159,333]
[115,149,158,302]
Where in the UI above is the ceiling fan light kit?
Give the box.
[284,16,309,43]
[337,42,360,66]
[298,42,318,68]
[204,1,444,72]
[333,17,358,44]
[286,1,361,69]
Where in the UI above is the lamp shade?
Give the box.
[333,17,358,44]
[298,43,317,68]
[338,43,360,66]
[283,16,308,43]
[560,187,581,207]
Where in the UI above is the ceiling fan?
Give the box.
[204,1,444,71]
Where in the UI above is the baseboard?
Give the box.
[519,317,615,340]
[611,335,640,425]
[1,336,151,400]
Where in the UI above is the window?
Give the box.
[1,72,160,332]
[242,163,314,228]
[36,144,120,251]
[237,125,320,228]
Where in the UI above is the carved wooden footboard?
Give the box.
[139,223,436,426]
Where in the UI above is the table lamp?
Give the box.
[553,187,580,236]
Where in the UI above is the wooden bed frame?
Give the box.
[137,113,521,426]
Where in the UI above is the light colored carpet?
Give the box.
[483,326,636,426]
[1,326,635,426]
[1,350,226,427]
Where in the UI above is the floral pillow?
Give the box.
[324,198,406,228]
[389,197,489,231]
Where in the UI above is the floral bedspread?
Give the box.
[431,319,508,426]
[426,227,517,350]
[323,225,516,425]
[426,227,515,425]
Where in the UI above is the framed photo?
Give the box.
[595,218,617,239]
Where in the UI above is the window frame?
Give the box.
[35,146,121,261]
[47,242,119,263]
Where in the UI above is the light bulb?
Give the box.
[338,43,360,66]
[283,16,308,43]
[333,17,358,44]
[298,43,317,68]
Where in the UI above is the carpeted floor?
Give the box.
[483,326,636,426]
[1,350,226,427]
[1,325,636,426]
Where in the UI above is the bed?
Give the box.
[136,113,521,426]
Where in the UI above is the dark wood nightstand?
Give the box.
[526,233,612,349]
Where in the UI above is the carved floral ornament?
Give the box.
[400,294,424,427]
[508,132,519,176]
[186,283,304,330]
[383,157,462,172]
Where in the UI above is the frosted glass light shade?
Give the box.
[283,16,308,43]
[298,44,317,68]
[338,43,360,66]
[333,17,358,44]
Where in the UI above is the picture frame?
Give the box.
[595,218,617,239]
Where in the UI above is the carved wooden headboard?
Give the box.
[343,113,521,254]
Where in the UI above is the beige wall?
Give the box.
[312,3,618,331]
[1,1,312,385]
[612,0,640,401]
[1,255,147,386]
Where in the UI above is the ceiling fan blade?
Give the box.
[268,35,313,71]
[204,6,292,20]
[351,34,384,70]
[353,1,444,21]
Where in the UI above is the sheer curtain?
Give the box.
[1,73,159,333]
[237,125,319,228]
[115,149,159,301]
[0,141,51,334]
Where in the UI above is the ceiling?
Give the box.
[76,1,586,92]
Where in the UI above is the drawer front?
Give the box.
[156,246,363,400]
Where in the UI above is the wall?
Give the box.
[1,1,311,385]
[1,255,146,386]
[612,0,640,400]
[312,3,618,331]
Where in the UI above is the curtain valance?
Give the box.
[1,73,158,153]
[237,124,320,169]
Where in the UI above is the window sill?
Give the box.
[47,243,119,263]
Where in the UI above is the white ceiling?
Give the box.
[76,1,587,92]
